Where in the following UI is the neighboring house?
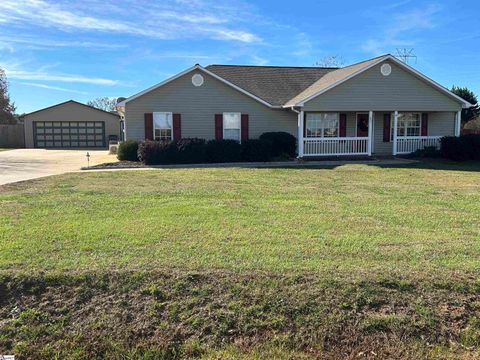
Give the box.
[117,54,472,157]
[23,100,120,149]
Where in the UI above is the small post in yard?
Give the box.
[86,152,90,168]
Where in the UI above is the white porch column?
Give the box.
[393,111,399,156]
[368,111,373,156]
[455,110,462,137]
[298,110,304,157]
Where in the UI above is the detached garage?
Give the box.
[23,100,120,149]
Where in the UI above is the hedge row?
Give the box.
[118,132,297,164]
[440,135,480,161]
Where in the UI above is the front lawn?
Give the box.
[1,162,479,358]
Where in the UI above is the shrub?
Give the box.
[461,134,480,160]
[259,132,296,158]
[117,140,139,161]
[138,140,175,165]
[241,139,272,162]
[440,135,480,161]
[138,138,207,165]
[173,138,207,164]
[205,140,242,163]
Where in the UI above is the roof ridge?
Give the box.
[206,64,339,70]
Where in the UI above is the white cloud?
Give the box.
[18,82,89,94]
[0,0,260,43]
[8,69,118,85]
[0,35,126,50]
[1,62,118,86]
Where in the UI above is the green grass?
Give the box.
[1,161,479,279]
[1,160,480,358]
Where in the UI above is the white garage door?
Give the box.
[33,121,106,148]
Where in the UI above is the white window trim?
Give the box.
[305,112,340,138]
[222,112,241,141]
[153,112,173,141]
[391,112,422,139]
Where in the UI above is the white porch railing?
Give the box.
[395,136,442,154]
[303,137,370,156]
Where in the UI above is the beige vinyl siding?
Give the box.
[23,102,120,148]
[124,70,297,141]
[303,61,462,112]
[372,111,456,155]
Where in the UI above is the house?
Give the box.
[23,100,121,149]
[117,54,472,157]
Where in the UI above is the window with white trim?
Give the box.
[223,112,241,141]
[153,112,172,141]
[391,112,421,138]
[305,113,339,137]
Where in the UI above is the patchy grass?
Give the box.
[0,161,480,358]
[1,162,479,278]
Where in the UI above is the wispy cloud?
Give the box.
[0,0,260,43]
[362,4,442,55]
[18,82,89,94]
[0,35,126,50]
[1,62,119,86]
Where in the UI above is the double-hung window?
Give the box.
[223,112,241,141]
[305,113,339,137]
[153,112,172,141]
[391,112,421,138]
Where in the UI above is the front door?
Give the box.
[356,113,369,137]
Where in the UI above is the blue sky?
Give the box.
[0,0,479,113]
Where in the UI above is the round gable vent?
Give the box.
[192,74,204,87]
[381,63,392,76]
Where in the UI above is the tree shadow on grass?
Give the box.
[252,159,480,172]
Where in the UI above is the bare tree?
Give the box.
[0,67,17,124]
[314,55,345,68]
[87,97,119,113]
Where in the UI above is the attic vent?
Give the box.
[192,74,204,87]
[381,63,392,76]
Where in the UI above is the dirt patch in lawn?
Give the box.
[1,271,479,359]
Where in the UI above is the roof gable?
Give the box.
[23,100,120,118]
[286,55,472,108]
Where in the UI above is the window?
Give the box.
[391,112,421,138]
[305,113,339,137]
[153,112,172,141]
[223,112,241,141]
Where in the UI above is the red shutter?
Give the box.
[383,113,391,142]
[144,113,153,140]
[421,113,428,136]
[173,113,181,140]
[339,113,347,137]
[215,114,223,140]
[241,114,249,141]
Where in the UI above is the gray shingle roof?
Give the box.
[205,65,337,107]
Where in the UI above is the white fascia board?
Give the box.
[118,65,277,108]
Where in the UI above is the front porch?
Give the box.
[298,110,461,157]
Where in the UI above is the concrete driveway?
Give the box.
[0,149,117,185]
